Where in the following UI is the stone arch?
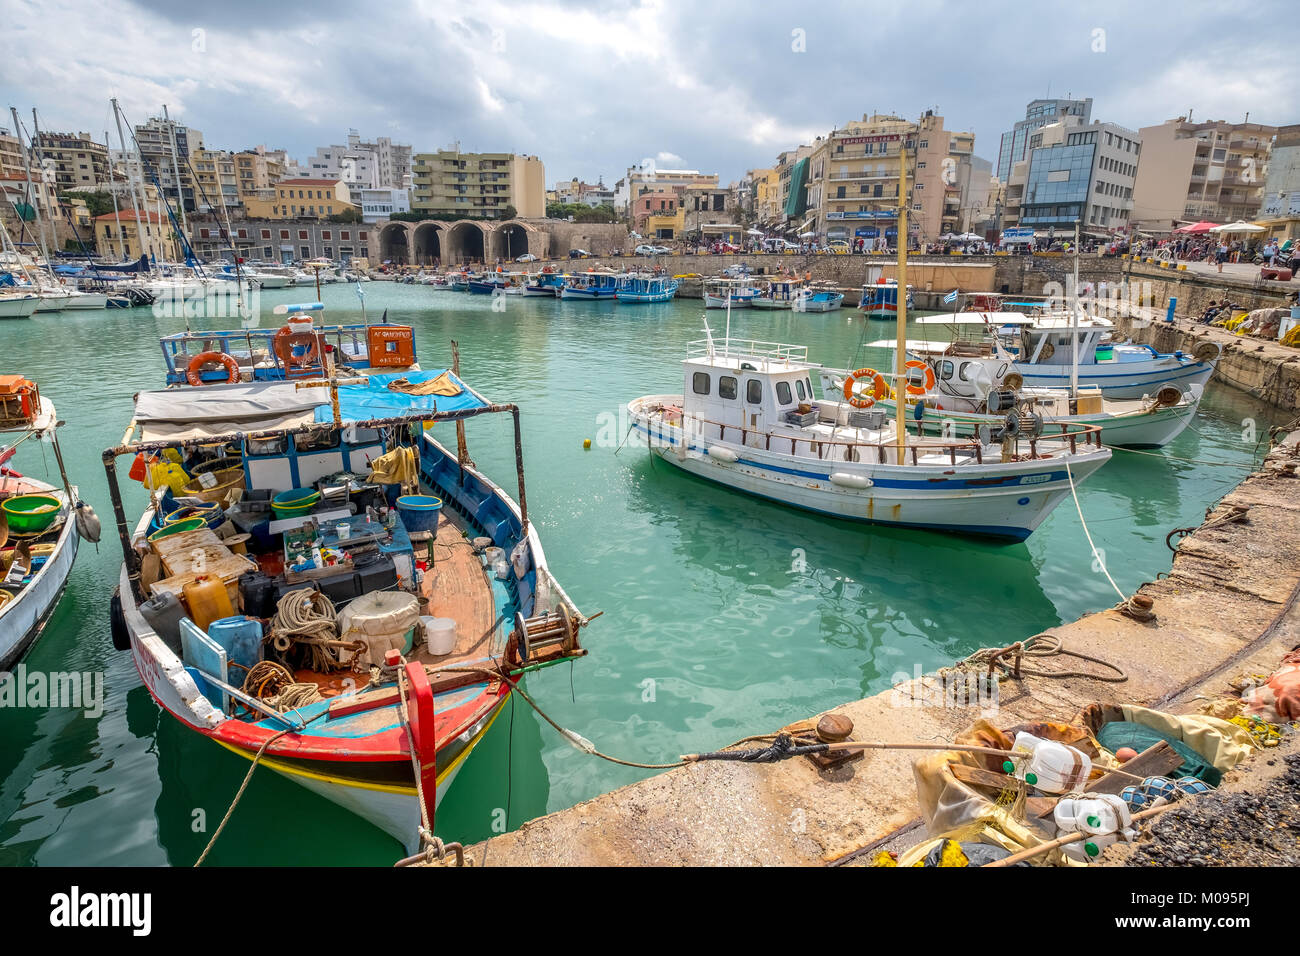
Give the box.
[377,222,411,265]
[412,221,447,266]
[492,220,541,261]
[445,220,489,265]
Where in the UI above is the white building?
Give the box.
[357,186,410,223]
[306,130,413,200]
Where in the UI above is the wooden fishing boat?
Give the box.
[0,375,90,669]
[104,307,589,852]
[615,273,679,303]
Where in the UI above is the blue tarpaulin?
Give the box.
[315,369,486,424]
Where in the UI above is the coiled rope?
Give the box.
[272,587,352,672]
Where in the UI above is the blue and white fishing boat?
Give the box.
[750,278,804,310]
[626,328,1110,541]
[615,273,679,303]
[703,276,758,309]
[467,274,507,295]
[793,287,845,313]
[859,278,913,319]
[997,312,1221,400]
[560,271,619,301]
[524,272,565,297]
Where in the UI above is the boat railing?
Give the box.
[159,323,395,380]
[687,338,809,364]
[648,403,1105,466]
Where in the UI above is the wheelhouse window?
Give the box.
[795,379,806,401]
[776,381,793,405]
[746,379,762,404]
[718,376,738,400]
[692,371,711,395]
[938,360,954,380]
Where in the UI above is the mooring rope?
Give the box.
[1064,458,1127,603]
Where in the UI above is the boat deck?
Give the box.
[288,508,500,700]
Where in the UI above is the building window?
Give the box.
[322,231,331,240]
[280,230,290,239]
[261,229,271,239]
[719,376,737,400]
[299,230,308,240]
[692,372,710,395]
[301,246,310,258]
[263,246,272,258]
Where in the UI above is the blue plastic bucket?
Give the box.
[395,495,442,535]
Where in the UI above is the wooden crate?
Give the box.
[149,526,255,604]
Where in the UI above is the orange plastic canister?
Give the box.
[182,574,234,632]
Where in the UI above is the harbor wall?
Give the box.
[432,431,1300,867]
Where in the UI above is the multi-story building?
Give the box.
[133,114,203,214]
[801,112,975,245]
[241,178,360,220]
[306,131,412,194]
[748,167,782,225]
[410,149,544,219]
[996,98,1093,182]
[632,189,682,238]
[192,148,241,213]
[94,209,179,261]
[552,178,614,208]
[29,131,112,191]
[614,164,718,213]
[234,147,289,206]
[1131,117,1275,231]
[191,219,373,264]
[774,146,814,229]
[0,128,25,180]
[1001,118,1141,237]
[682,183,735,234]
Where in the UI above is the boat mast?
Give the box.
[112,98,152,268]
[895,133,908,458]
[162,105,187,235]
[11,108,52,273]
[106,131,126,260]
[1070,219,1080,398]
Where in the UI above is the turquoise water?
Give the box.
[0,284,1281,865]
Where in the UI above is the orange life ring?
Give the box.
[904,360,935,396]
[187,351,240,386]
[273,325,321,369]
[843,368,887,408]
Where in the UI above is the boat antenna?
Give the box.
[702,312,716,358]
[895,131,909,461]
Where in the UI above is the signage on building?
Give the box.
[835,134,904,146]
[826,210,898,220]
[1001,227,1035,241]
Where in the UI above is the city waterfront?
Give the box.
[0,282,1280,864]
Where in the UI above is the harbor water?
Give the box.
[0,283,1282,865]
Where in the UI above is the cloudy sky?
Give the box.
[3,0,1296,185]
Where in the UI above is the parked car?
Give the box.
[516,253,538,262]
[634,244,659,255]
[568,249,591,259]
[651,245,672,255]
[827,240,851,255]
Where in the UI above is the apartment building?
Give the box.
[242,178,359,220]
[614,164,718,213]
[234,147,289,206]
[132,114,203,214]
[29,131,112,191]
[1131,117,1275,231]
[997,98,1093,182]
[192,148,241,213]
[411,149,544,219]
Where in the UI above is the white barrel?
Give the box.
[422,616,457,655]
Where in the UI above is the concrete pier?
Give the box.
[430,431,1300,867]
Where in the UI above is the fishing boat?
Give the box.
[859,277,913,319]
[792,286,845,313]
[615,273,679,303]
[1,375,93,669]
[627,140,1111,541]
[157,302,420,385]
[997,311,1220,400]
[703,276,758,309]
[104,307,590,852]
[523,271,565,297]
[560,270,619,301]
[836,332,1202,449]
[750,278,804,310]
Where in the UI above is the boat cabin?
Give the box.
[680,340,819,435]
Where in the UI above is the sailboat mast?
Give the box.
[112,98,151,267]
[106,131,125,260]
[895,133,908,458]
[11,107,52,271]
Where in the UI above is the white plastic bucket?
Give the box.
[422,616,457,656]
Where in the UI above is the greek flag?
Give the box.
[943,289,958,304]
[355,281,366,301]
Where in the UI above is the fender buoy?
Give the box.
[186,351,240,386]
[273,325,321,369]
[904,359,936,396]
[844,368,887,408]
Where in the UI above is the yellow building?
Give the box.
[235,149,288,204]
[411,150,545,219]
[242,178,359,220]
[750,167,782,224]
[192,148,240,212]
[95,210,178,261]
